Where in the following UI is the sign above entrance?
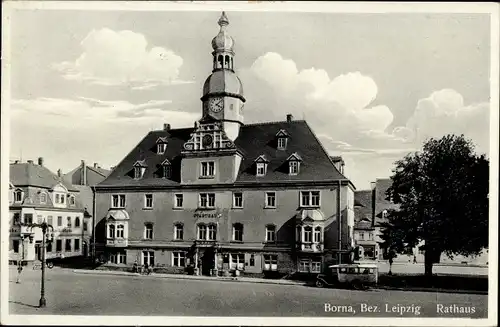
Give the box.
[194,212,222,219]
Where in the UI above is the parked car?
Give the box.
[315,263,378,290]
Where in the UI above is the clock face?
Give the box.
[208,97,224,113]
[202,134,213,147]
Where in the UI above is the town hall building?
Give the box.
[94,12,356,277]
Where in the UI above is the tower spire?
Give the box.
[218,11,229,28]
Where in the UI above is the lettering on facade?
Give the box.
[193,213,222,219]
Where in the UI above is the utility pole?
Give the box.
[29,222,54,308]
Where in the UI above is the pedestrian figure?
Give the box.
[133,261,138,273]
[144,263,149,275]
[16,262,23,284]
[147,264,153,275]
[413,255,417,264]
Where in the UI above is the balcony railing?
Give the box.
[296,242,324,253]
[106,238,128,247]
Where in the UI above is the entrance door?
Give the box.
[201,248,215,276]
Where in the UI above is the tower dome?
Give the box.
[211,12,234,51]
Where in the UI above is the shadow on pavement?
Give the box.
[9,300,40,309]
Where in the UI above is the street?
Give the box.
[377,262,488,276]
[9,267,487,317]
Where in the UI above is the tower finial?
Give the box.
[218,11,229,27]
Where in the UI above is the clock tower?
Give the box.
[201,12,246,141]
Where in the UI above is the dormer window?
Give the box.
[14,189,23,203]
[161,159,171,178]
[276,129,289,150]
[39,192,47,204]
[287,152,302,176]
[69,195,75,206]
[156,137,168,154]
[254,155,269,177]
[133,160,147,179]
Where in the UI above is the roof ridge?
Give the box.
[86,165,108,177]
[243,119,307,127]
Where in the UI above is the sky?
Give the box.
[6,7,492,189]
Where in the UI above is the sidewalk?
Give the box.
[72,269,306,286]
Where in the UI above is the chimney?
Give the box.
[94,163,98,168]
[27,160,33,164]
[38,157,44,166]
[163,123,171,131]
[14,160,19,164]
[81,160,87,185]
[286,114,293,123]
[57,169,62,177]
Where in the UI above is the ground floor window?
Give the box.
[13,240,19,253]
[65,239,72,252]
[142,251,155,266]
[74,239,80,252]
[109,251,127,264]
[230,253,245,270]
[263,254,278,271]
[56,240,62,252]
[298,259,322,273]
[172,251,186,267]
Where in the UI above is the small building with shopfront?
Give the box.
[93,12,356,277]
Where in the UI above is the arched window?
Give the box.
[14,190,23,202]
[314,226,322,243]
[75,217,80,228]
[108,225,115,238]
[218,55,223,68]
[230,57,233,70]
[224,55,230,68]
[117,224,124,238]
[197,224,207,240]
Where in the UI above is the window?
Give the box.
[75,217,80,228]
[304,226,313,243]
[230,253,245,270]
[197,224,207,240]
[172,252,186,267]
[199,193,215,208]
[40,192,47,204]
[13,240,19,253]
[13,213,20,225]
[314,227,322,243]
[54,193,66,205]
[83,222,88,231]
[144,223,154,240]
[300,191,320,207]
[250,254,255,266]
[289,161,299,175]
[174,223,184,240]
[69,195,75,206]
[157,143,167,154]
[65,239,72,252]
[174,194,183,208]
[233,192,243,208]
[74,239,80,252]
[265,192,276,208]
[14,190,23,202]
[57,216,62,227]
[265,225,276,242]
[163,165,172,178]
[134,167,143,179]
[117,225,124,238]
[111,194,126,208]
[67,217,72,228]
[108,225,115,238]
[47,216,53,226]
[382,210,388,219]
[207,224,217,241]
[142,251,155,266]
[233,223,243,242]
[56,240,62,252]
[256,163,267,176]
[24,213,33,225]
[144,194,154,208]
[37,215,43,224]
[110,251,127,264]
[311,261,322,273]
[359,232,364,240]
[264,254,278,271]
[47,242,52,253]
[200,161,215,178]
[298,260,309,272]
[277,138,287,150]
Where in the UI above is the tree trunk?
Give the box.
[424,251,434,277]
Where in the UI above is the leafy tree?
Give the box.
[380,134,489,276]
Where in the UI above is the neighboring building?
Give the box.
[353,190,378,260]
[8,158,87,264]
[93,12,356,277]
[63,160,111,258]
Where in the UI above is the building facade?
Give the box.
[94,12,355,276]
[64,160,111,258]
[8,158,88,264]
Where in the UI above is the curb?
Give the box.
[72,269,306,287]
[375,286,488,295]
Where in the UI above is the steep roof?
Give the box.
[354,190,372,226]
[64,164,111,186]
[10,162,78,191]
[374,178,399,226]
[98,120,349,187]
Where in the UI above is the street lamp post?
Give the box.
[28,222,54,308]
[16,234,33,284]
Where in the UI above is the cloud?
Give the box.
[10,97,199,172]
[53,28,193,89]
